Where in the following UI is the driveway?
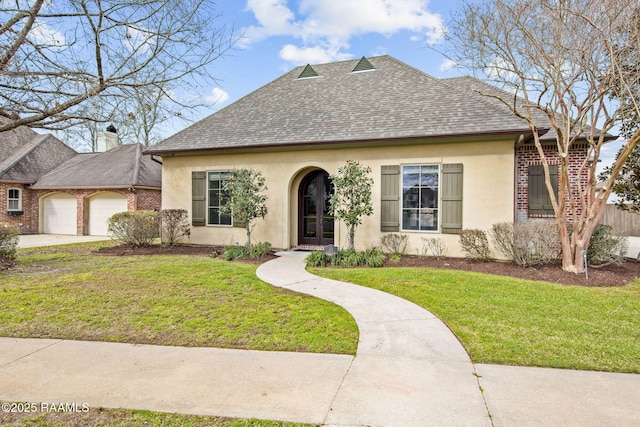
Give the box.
[17,234,111,248]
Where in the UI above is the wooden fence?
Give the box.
[600,204,640,236]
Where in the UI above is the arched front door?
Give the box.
[298,170,334,246]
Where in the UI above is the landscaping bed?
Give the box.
[94,243,278,264]
[382,255,640,287]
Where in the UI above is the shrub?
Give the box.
[459,229,491,261]
[305,246,385,268]
[250,241,272,258]
[381,233,409,255]
[160,209,190,246]
[420,237,448,258]
[363,246,386,267]
[305,250,330,267]
[490,221,561,267]
[107,210,159,247]
[223,241,273,261]
[223,245,249,261]
[0,223,19,261]
[587,224,628,267]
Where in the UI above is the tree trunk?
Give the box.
[347,226,355,250]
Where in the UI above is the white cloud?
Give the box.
[29,20,65,47]
[440,58,456,72]
[242,0,444,65]
[207,87,230,104]
[279,44,352,66]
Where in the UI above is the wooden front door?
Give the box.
[298,170,334,246]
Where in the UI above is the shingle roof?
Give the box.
[441,76,616,144]
[32,143,161,189]
[0,118,77,183]
[147,55,536,154]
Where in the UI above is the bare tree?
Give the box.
[446,0,640,273]
[0,0,235,133]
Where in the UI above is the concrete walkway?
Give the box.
[1,251,640,426]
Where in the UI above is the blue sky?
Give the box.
[200,0,461,114]
[172,0,620,171]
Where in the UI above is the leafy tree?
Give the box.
[447,0,640,273]
[220,169,268,247]
[600,8,640,212]
[329,160,374,250]
[0,0,235,134]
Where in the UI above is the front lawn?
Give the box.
[310,266,640,373]
[0,243,358,354]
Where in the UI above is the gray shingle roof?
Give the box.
[32,143,161,189]
[0,119,77,183]
[147,55,536,154]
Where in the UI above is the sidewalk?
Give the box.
[1,252,639,426]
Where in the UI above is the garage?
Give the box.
[42,193,77,235]
[88,192,128,236]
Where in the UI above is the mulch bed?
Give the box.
[93,244,640,287]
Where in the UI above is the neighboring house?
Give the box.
[146,55,613,256]
[1,120,162,235]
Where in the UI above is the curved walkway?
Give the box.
[256,251,490,426]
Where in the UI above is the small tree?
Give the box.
[329,160,374,250]
[220,169,268,247]
[160,209,191,246]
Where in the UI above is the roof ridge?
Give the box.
[132,143,142,186]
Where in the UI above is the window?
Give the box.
[7,188,22,212]
[402,165,439,231]
[528,165,558,216]
[207,171,232,225]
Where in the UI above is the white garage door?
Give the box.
[88,192,128,236]
[43,194,77,235]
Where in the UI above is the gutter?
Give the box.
[144,128,540,156]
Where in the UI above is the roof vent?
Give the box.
[298,64,319,79]
[352,57,375,72]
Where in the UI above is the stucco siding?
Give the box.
[161,138,516,257]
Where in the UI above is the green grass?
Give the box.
[0,406,315,426]
[310,266,640,373]
[0,243,357,354]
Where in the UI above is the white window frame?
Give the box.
[207,171,232,226]
[400,164,441,232]
[7,188,22,212]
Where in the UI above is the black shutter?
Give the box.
[192,171,206,226]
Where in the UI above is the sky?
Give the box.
[199,0,461,116]
[178,0,621,171]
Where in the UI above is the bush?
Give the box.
[587,224,628,267]
[107,210,159,247]
[305,247,385,268]
[223,242,273,261]
[381,233,409,255]
[420,237,448,258]
[459,229,491,261]
[0,223,19,261]
[160,209,190,246]
[490,221,561,267]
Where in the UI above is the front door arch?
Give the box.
[298,170,334,246]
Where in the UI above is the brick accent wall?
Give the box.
[0,183,37,234]
[1,185,161,234]
[515,143,590,223]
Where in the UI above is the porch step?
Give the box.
[291,245,326,252]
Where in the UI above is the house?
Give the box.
[0,121,162,235]
[146,55,610,256]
